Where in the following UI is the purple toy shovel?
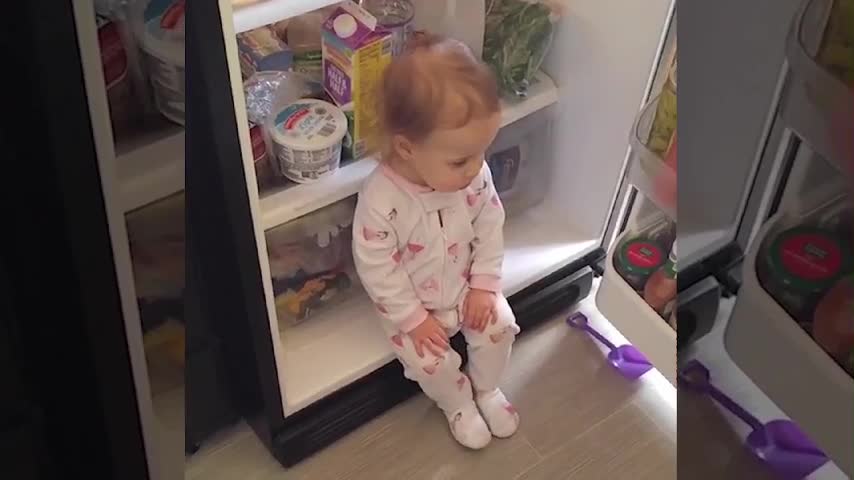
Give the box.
[679,360,828,479]
[566,312,653,379]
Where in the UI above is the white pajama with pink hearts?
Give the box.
[353,163,520,445]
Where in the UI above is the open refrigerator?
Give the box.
[192,0,682,467]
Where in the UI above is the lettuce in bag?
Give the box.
[483,0,563,97]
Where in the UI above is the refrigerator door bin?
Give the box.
[725,200,854,475]
[596,217,677,384]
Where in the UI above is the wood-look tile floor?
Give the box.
[186,297,678,480]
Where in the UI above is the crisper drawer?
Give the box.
[264,196,361,328]
[596,217,677,384]
[725,196,854,475]
[486,103,555,218]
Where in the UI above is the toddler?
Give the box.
[353,34,520,450]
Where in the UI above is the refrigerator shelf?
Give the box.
[232,0,341,34]
[259,72,559,230]
[276,204,596,414]
[117,123,185,212]
[628,95,676,220]
[782,0,853,174]
[595,226,676,384]
[725,208,854,476]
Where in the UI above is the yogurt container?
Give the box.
[135,0,185,125]
[267,99,347,183]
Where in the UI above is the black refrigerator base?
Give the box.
[268,250,600,468]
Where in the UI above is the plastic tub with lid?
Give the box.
[133,0,185,125]
[267,98,348,183]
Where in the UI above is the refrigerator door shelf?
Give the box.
[782,0,853,175]
[232,0,341,34]
[596,221,677,384]
[259,71,558,230]
[117,122,185,212]
[724,207,854,476]
[627,94,676,221]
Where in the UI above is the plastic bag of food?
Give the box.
[483,0,564,97]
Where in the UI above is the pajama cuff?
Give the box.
[469,274,502,293]
[398,306,429,333]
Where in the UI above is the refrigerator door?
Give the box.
[3,0,164,478]
[722,0,854,473]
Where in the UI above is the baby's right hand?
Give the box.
[408,314,450,358]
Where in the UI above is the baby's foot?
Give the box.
[475,389,520,438]
[445,402,491,450]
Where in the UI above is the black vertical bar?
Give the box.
[1,1,150,478]
[185,0,287,447]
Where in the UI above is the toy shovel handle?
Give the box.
[681,361,764,431]
[567,313,618,351]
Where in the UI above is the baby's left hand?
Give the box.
[463,288,497,333]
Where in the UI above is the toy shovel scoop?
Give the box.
[679,360,828,479]
[567,312,653,379]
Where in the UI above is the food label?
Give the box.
[779,233,842,281]
[274,103,341,141]
[625,242,663,269]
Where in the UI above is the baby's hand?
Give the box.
[463,289,496,333]
[408,314,450,358]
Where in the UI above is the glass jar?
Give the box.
[614,234,667,292]
[360,0,415,57]
[647,62,677,156]
[756,225,853,325]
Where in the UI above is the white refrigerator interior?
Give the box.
[221,0,676,416]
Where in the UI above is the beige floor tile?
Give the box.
[516,401,675,480]
[677,389,778,479]
[186,306,676,480]
[502,315,645,458]
[267,395,540,480]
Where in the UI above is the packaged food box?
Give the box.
[237,26,293,78]
[266,197,359,324]
[322,1,393,160]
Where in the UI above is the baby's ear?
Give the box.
[392,134,415,161]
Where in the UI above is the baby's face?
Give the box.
[410,111,502,192]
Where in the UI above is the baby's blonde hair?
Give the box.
[374,33,501,158]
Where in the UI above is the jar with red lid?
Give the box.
[756,225,853,325]
[614,235,668,292]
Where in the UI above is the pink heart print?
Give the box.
[363,226,388,241]
[420,277,439,292]
[447,243,459,263]
[490,194,501,207]
[504,403,518,416]
[423,357,441,375]
[392,249,402,264]
[390,333,403,348]
[375,302,389,314]
[466,193,480,207]
[461,265,471,280]
[407,243,425,254]
[456,375,467,391]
